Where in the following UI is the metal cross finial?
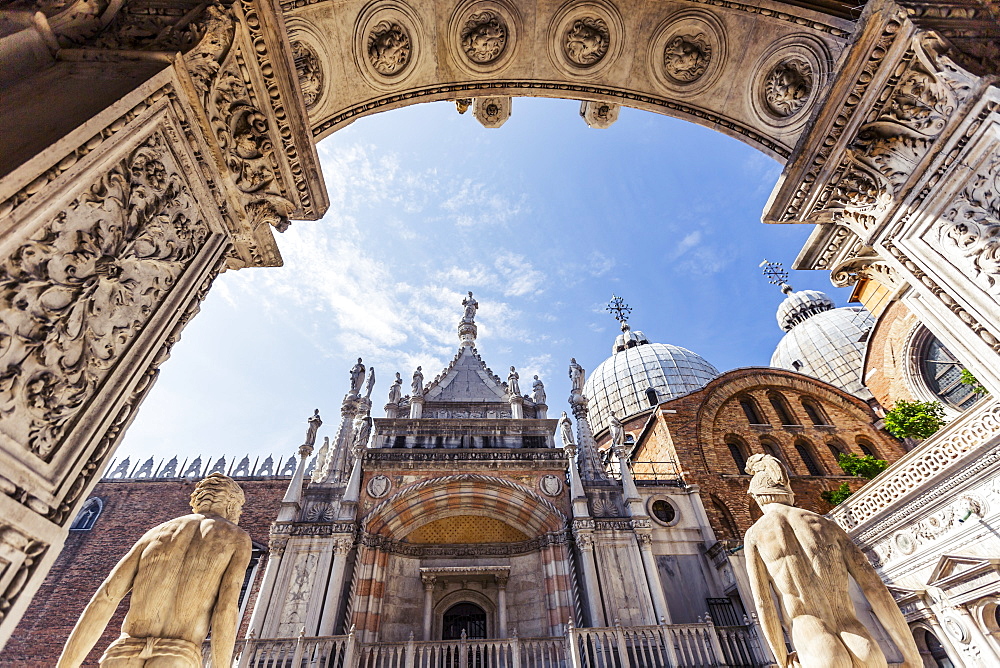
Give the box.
[759,259,793,293]
[606,294,632,326]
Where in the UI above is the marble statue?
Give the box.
[608,412,625,449]
[305,408,322,447]
[532,375,546,404]
[57,473,252,668]
[557,411,575,447]
[388,372,403,404]
[354,412,373,450]
[411,366,423,395]
[462,291,478,322]
[364,367,376,399]
[311,436,331,483]
[349,358,366,397]
[743,454,921,668]
[507,366,520,396]
[569,358,585,394]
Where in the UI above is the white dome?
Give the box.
[584,342,719,435]
[775,289,835,332]
[771,306,874,399]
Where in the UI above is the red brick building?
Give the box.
[0,473,292,667]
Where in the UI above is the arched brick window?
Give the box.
[801,398,829,426]
[826,439,847,466]
[769,392,798,426]
[69,497,103,531]
[857,438,879,459]
[795,439,825,476]
[738,396,767,425]
[711,496,741,540]
[725,435,749,475]
[759,438,785,465]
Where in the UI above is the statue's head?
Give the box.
[190,473,246,523]
[745,454,794,508]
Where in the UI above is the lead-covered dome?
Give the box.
[770,297,874,400]
[584,326,719,435]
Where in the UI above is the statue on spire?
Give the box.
[388,372,403,404]
[364,367,376,400]
[348,358,366,398]
[507,366,520,396]
[305,409,322,447]
[462,291,479,323]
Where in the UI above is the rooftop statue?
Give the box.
[462,291,478,323]
[364,366,376,399]
[569,358,585,395]
[743,454,921,668]
[556,411,575,448]
[348,357,366,398]
[608,412,625,449]
[532,375,546,404]
[388,372,403,404]
[57,473,252,668]
[507,366,520,396]
[411,366,423,395]
[305,408,322,447]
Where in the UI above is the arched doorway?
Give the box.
[443,602,488,640]
[913,627,955,668]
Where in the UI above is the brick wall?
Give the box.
[615,368,905,541]
[863,299,921,410]
[0,478,289,667]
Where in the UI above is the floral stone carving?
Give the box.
[764,58,813,117]
[461,11,507,64]
[367,21,411,76]
[663,33,711,83]
[0,134,211,460]
[291,40,323,108]
[564,17,609,67]
[941,154,1000,297]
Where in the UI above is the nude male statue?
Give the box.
[58,473,252,668]
[743,454,921,668]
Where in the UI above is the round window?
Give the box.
[650,499,676,524]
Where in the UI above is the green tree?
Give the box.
[821,483,853,506]
[821,453,889,507]
[883,400,946,439]
[960,369,989,395]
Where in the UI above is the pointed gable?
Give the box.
[424,347,508,403]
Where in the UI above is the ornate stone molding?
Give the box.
[359,530,568,556]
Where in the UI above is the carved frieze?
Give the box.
[291,40,323,109]
[0,133,211,461]
[939,153,1000,297]
[461,11,506,64]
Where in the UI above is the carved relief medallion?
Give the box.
[367,474,391,498]
[564,17,608,66]
[539,474,563,496]
[461,11,507,64]
[764,58,813,117]
[368,20,411,76]
[663,33,711,83]
[291,40,323,108]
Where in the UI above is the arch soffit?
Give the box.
[694,367,876,439]
[363,473,567,538]
[285,0,853,159]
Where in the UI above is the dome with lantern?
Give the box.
[583,297,720,435]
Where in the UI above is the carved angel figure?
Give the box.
[368,21,410,75]
[564,17,609,66]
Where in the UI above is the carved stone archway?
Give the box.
[1,0,999,646]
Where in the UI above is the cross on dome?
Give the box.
[606,294,633,331]
[760,259,793,294]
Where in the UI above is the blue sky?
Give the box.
[113,98,854,470]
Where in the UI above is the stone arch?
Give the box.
[296,0,852,159]
[363,474,567,538]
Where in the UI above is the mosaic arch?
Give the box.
[1,0,1000,645]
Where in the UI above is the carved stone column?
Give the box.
[318,534,356,636]
[422,574,436,640]
[247,535,289,638]
[497,574,509,638]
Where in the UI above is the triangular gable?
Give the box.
[927,554,997,585]
[424,347,509,403]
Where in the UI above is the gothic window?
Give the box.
[827,439,847,463]
[443,602,487,639]
[69,497,103,531]
[916,330,979,411]
[795,440,825,476]
[726,436,749,475]
[759,439,784,464]
[801,399,829,426]
[738,397,766,425]
[769,393,798,426]
[711,496,741,540]
[857,439,879,459]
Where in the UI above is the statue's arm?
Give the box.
[56,539,144,667]
[210,534,253,667]
[746,540,787,667]
[842,535,921,668]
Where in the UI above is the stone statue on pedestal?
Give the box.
[462,291,478,322]
[532,375,546,404]
[364,367,376,399]
[411,366,423,395]
[349,358,366,398]
[57,473,252,668]
[569,358,585,396]
[507,366,520,396]
[305,408,322,447]
[608,412,625,449]
[743,454,921,668]
[556,411,575,447]
[388,372,403,404]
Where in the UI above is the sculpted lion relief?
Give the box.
[564,17,609,67]
[764,58,813,117]
[663,33,711,83]
[368,21,411,76]
[461,11,507,64]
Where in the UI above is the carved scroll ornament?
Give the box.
[291,40,323,108]
[940,154,1000,296]
[0,134,211,460]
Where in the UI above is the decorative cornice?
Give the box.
[360,530,568,556]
